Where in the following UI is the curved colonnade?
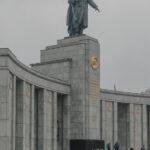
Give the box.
[100,89,150,150]
[0,48,71,150]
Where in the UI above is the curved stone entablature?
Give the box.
[0,48,70,94]
[100,89,150,105]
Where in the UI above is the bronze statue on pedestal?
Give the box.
[67,0,100,37]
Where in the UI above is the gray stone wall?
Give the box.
[31,60,71,82]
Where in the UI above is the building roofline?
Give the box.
[100,88,150,98]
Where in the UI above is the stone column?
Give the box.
[16,81,31,150]
[45,90,53,150]
[129,104,134,147]
[31,85,35,150]
[102,101,106,140]
[148,107,150,150]
[52,92,57,150]
[100,100,102,140]
[7,73,14,150]
[105,102,113,146]
[63,95,71,150]
[113,102,118,143]
[38,89,47,150]
[15,80,25,150]
[22,82,31,150]
[22,82,26,150]
[142,105,148,149]
[134,105,142,150]
[43,89,47,150]
[12,75,16,150]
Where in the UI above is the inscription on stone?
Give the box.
[90,78,99,104]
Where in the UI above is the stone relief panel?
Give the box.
[48,92,52,103]
[135,105,141,120]
[9,75,12,89]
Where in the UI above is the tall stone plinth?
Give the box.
[32,35,100,140]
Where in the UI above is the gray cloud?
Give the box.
[0,0,150,92]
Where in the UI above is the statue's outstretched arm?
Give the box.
[88,0,100,12]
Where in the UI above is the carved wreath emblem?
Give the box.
[136,106,141,114]
[90,56,99,70]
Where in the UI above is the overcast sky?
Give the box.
[0,0,150,93]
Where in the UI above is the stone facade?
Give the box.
[0,48,70,150]
[0,36,150,150]
[101,89,150,150]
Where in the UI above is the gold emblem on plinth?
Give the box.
[90,56,99,70]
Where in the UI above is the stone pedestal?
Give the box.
[32,35,101,140]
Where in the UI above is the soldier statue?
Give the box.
[67,0,100,37]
